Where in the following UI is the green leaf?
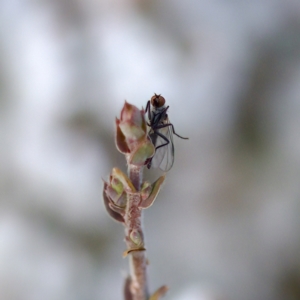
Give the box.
[129,140,155,166]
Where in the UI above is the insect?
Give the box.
[145,94,188,171]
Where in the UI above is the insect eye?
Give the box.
[151,94,165,107]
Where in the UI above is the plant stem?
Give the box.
[129,251,148,300]
[128,164,143,191]
[126,164,149,300]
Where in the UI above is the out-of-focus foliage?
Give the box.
[0,0,300,299]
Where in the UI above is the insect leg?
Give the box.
[155,123,188,140]
[152,130,170,151]
[145,100,150,113]
[158,106,169,121]
[145,101,153,125]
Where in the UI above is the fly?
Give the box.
[145,94,188,171]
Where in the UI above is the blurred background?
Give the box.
[1,0,300,299]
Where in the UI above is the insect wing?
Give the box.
[150,123,174,171]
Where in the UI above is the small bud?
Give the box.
[115,102,147,153]
[115,118,130,154]
[121,101,143,126]
[108,200,126,216]
[112,168,136,192]
[111,176,124,194]
[129,229,143,246]
[139,175,165,209]
[118,123,145,147]
[103,181,125,223]
[114,191,127,207]
[105,184,120,203]
[129,140,155,166]
[140,181,152,201]
[104,174,128,208]
[106,186,127,208]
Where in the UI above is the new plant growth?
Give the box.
[103,95,188,300]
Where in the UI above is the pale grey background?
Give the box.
[1,0,300,299]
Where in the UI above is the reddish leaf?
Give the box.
[103,181,125,223]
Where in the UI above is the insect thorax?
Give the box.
[151,107,167,125]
